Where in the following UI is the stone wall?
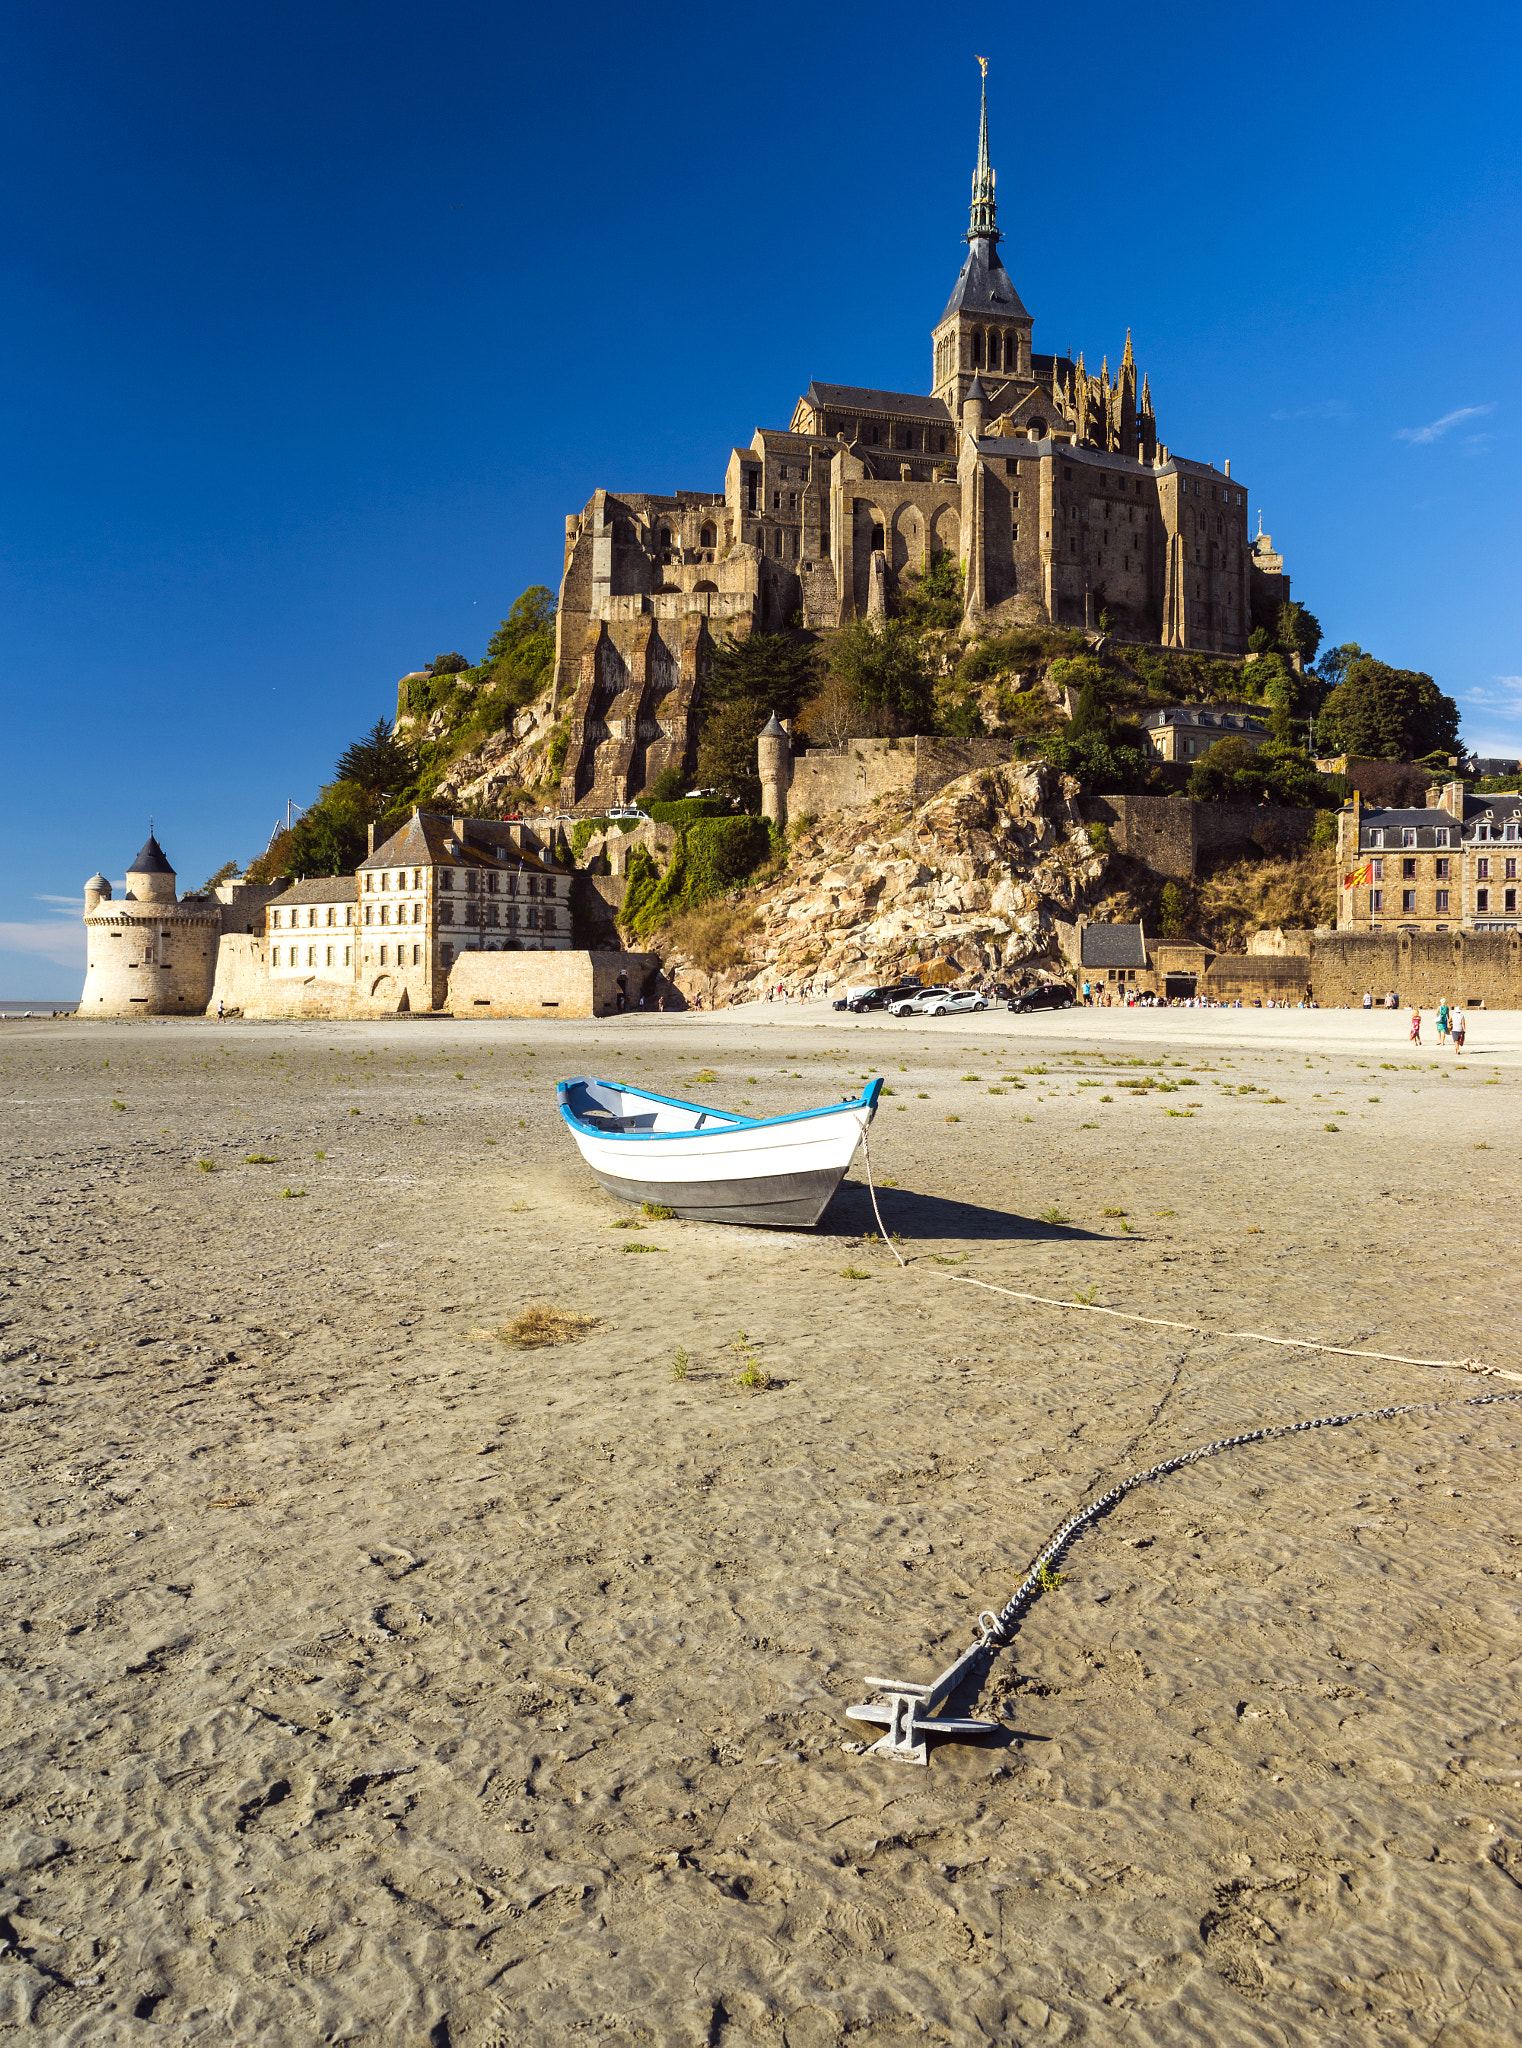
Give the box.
[445,949,663,1019]
[1203,954,1313,1003]
[208,935,411,1019]
[1085,795,1316,878]
[1309,930,1522,1009]
[784,735,1016,819]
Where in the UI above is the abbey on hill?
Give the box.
[550,62,1275,814]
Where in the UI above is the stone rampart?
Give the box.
[1085,796,1315,878]
[784,735,1016,819]
[1309,930,1522,1009]
[208,935,411,1019]
[446,949,662,1018]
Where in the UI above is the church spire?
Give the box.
[966,56,999,246]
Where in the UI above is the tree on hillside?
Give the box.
[486,587,556,680]
[705,631,819,721]
[830,620,935,734]
[1316,657,1459,761]
[694,699,766,812]
[335,719,416,805]
[1276,601,1322,667]
[894,550,964,631]
[1187,736,1344,809]
[430,652,469,674]
[1317,643,1363,694]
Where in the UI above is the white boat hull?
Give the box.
[557,1076,880,1227]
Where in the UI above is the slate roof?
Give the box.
[270,876,357,904]
[359,810,561,878]
[1139,707,1268,733]
[1080,922,1148,969]
[128,834,174,875]
[804,382,952,424]
[939,242,1030,324]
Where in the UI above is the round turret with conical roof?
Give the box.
[80,829,221,1017]
[757,711,791,828]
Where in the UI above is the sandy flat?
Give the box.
[1,1004,1519,2045]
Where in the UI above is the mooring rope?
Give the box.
[963,1389,1522,1659]
[942,1273,1520,1382]
[858,1121,907,1267]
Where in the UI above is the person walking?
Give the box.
[1452,1005,1466,1054]
[1362,990,1373,1011]
[1436,998,1450,1045]
[1409,1008,1421,1046]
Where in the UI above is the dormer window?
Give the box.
[1401,829,1416,848]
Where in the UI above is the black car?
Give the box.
[1008,981,1075,1014]
[840,980,921,1013]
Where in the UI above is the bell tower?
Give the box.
[931,59,1034,423]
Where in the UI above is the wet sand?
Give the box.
[1,1006,1520,2044]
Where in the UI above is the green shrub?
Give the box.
[618,817,771,939]
[646,797,727,826]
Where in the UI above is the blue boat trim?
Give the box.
[556,1075,882,1142]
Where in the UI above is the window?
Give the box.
[1064,466,1072,480]
[772,491,780,510]
[1508,889,1518,913]
[412,944,421,965]
[1435,828,1450,846]
[365,874,374,891]
[487,904,499,927]
[307,945,315,966]
[1371,890,1383,911]
[379,944,388,965]
[466,871,477,893]
[1402,858,1416,879]
[441,943,453,966]
[1401,828,1416,847]
[440,871,453,889]
[1435,890,1449,913]
[527,906,539,930]
[544,907,557,931]
[1401,890,1416,912]
[379,903,389,924]
[1478,857,1490,879]
[440,903,453,925]
[364,906,373,925]
[325,945,334,965]
[507,905,519,930]
[1434,857,1449,879]
[1509,858,1519,880]
[486,872,498,895]
[271,946,281,966]
[1370,830,1384,848]
[788,491,797,511]
[1478,889,1489,911]
[346,905,353,925]
[344,945,351,965]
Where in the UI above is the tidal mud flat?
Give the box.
[1,1007,1520,2045]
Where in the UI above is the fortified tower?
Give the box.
[80,833,222,1017]
[757,711,790,829]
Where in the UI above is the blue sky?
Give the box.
[3,0,1519,994]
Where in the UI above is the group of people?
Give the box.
[1406,1000,1468,1050]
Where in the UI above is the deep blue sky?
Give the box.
[3,0,1519,993]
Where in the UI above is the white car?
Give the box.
[888,987,988,1017]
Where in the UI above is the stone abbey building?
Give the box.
[552,64,1262,813]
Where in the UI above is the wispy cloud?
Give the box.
[1458,676,1522,755]
[1270,399,1351,422]
[1397,404,1495,444]
[0,921,86,970]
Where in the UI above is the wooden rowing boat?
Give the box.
[556,1075,882,1227]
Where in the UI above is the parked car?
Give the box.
[888,987,988,1017]
[1008,981,1075,1014]
[848,980,922,1013]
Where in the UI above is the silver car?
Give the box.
[887,987,988,1017]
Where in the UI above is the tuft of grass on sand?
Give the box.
[1102,1207,1126,1217]
[110,1099,126,1112]
[1038,1205,1069,1225]
[693,1069,717,1085]
[196,1158,216,1173]
[735,1357,773,1391]
[245,1153,278,1164]
[1036,1563,1065,1594]
[671,1348,690,1381]
[280,1187,306,1199]
[502,1305,598,1349]
[622,1241,663,1254]
[609,1217,644,1229]
[839,1265,870,1279]
[641,1201,675,1220]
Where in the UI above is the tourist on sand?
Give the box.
[1436,998,1450,1045]
[1362,990,1373,1010]
[1409,1008,1421,1045]
[1452,1005,1466,1053]
[217,999,224,1021]
[1385,989,1399,1010]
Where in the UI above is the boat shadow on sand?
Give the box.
[822,1182,1104,1243]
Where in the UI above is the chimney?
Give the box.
[451,816,465,842]
[1224,458,1231,478]
[367,821,376,856]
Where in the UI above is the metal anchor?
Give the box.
[846,1632,1001,1766]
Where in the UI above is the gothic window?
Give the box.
[700,524,715,548]
[972,333,983,367]
[773,491,781,509]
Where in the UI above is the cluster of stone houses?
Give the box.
[1336,781,1522,933]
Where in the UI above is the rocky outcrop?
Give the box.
[660,760,1106,1001]
[430,698,562,810]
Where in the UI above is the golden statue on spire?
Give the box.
[976,54,987,76]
